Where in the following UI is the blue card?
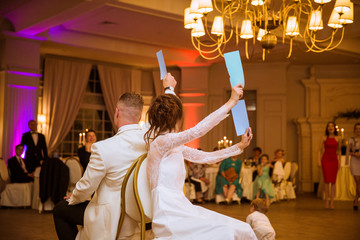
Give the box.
[231,100,249,136]
[156,50,167,80]
[224,51,245,87]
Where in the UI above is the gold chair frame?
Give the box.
[117,153,149,240]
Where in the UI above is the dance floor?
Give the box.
[0,193,358,240]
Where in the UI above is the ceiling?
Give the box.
[1,0,360,68]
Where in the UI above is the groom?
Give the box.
[53,74,177,240]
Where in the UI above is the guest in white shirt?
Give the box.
[246,198,276,240]
[7,144,34,183]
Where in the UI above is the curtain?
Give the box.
[42,57,91,154]
[98,64,132,129]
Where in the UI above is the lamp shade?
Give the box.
[251,0,264,6]
[314,0,331,3]
[334,0,351,14]
[184,8,197,29]
[198,0,213,14]
[211,16,224,35]
[286,16,300,36]
[257,28,265,41]
[309,10,323,30]
[339,2,354,24]
[328,10,343,28]
[190,0,203,19]
[192,19,205,37]
[240,19,254,39]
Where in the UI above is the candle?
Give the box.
[225,139,229,147]
[341,128,344,139]
[229,140,232,146]
[83,132,86,145]
[224,136,227,140]
[218,141,221,149]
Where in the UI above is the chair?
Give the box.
[0,158,33,207]
[284,162,298,200]
[118,153,152,240]
[215,192,241,204]
[64,156,83,194]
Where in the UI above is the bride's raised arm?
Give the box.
[154,84,245,155]
[183,128,252,164]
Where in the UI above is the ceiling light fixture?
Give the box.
[184,0,354,60]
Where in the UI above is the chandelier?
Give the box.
[184,0,354,60]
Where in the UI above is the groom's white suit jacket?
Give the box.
[68,124,147,240]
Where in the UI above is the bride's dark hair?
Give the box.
[144,94,183,145]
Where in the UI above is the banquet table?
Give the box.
[240,165,255,200]
[205,166,219,200]
[317,156,356,201]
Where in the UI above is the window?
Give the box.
[58,66,115,157]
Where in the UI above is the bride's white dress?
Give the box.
[147,104,257,240]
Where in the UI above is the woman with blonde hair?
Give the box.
[145,81,256,239]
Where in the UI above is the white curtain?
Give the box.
[42,57,92,154]
[97,64,132,129]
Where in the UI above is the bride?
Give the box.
[144,77,257,239]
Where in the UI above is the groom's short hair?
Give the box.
[117,92,144,122]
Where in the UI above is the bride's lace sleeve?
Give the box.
[154,104,230,155]
[183,145,243,164]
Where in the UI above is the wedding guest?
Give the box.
[253,154,275,207]
[249,147,262,180]
[271,149,286,183]
[215,155,243,204]
[188,158,210,203]
[77,130,97,172]
[20,120,48,173]
[7,144,33,183]
[246,198,276,240]
[318,121,341,209]
[145,83,256,239]
[53,73,177,240]
[345,122,360,210]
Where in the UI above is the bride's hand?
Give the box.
[227,83,243,109]
[237,128,252,150]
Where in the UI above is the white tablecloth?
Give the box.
[205,167,219,200]
[241,166,255,200]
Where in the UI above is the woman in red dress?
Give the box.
[318,122,341,209]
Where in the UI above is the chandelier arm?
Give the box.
[287,37,293,58]
[245,39,250,60]
[198,48,222,60]
[262,48,266,61]
[306,30,335,52]
[191,36,223,53]
[307,27,345,53]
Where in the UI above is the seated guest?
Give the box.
[77,129,97,172]
[7,144,33,183]
[271,149,286,183]
[215,155,243,203]
[246,198,276,240]
[249,147,262,181]
[188,159,210,203]
[253,154,275,207]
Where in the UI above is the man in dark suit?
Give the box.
[7,144,34,183]
[20,120,48,173]
[77,129,97,173]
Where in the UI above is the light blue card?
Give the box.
[231,100,249,136]
[224,51,245,87]
[156,50,167,80]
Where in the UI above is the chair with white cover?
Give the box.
[278,162,292,200]
[64,156,83,194]
[0,158,33,207]
[118,153,152,240]
[284,162,298,200]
